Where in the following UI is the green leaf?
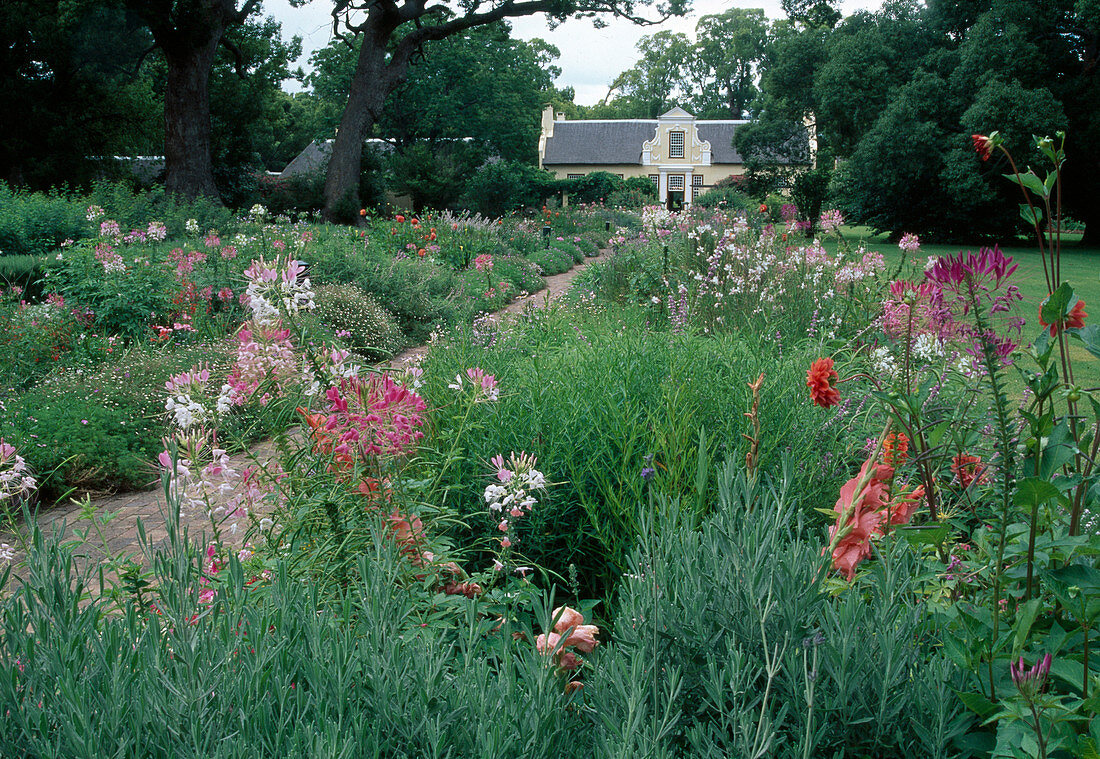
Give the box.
[1008,171,1050,199]
[1049,657,1087,692]
[1047,563,1100,593]
[1040,282,1075,326]
[899,524,950,546]
[1076,737,1100,759]
[1069,324,1100,361]
[1012,598,1042,655]
[1020,203,1043,226]
[1033,328,1055,365]
[957,691,998,718]
[1013,477,1061,508]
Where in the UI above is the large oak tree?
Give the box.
[319,0,687,220]
[123,0,265,200]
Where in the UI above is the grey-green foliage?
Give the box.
[598,461,974,757]
[312,282,407,359]
[0,522,587,759]
[0,462,973,757]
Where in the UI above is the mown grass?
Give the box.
[829,226,1100,392]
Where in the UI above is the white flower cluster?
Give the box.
[185,218,200,235]
[159,445,240,525]
[243,259,315,328]
[0,441,37,505]
[871,346,898,377]
[485,452,546,517]
[912,333,945,363]
[165,368,215,430]
[249,204,267,221]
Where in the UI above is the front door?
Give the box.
[666,191,684,212]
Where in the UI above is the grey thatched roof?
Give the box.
[280,139,397,178]
[542,120,746,166]
[542,121,657,165]
[696,124,744,164]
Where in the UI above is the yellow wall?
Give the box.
[545,164,745,187]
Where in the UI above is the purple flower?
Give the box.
[641,467,656,481]
[1010,653,1052,697]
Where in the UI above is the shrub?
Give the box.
[86,181,234,238]
[691,182,754,211]
[351,258,460,345]
[44,243,176,339]
[312,283,406,360]
[463,161,558,217]
[490,255,545,295]
[548,238,584,263]
[565,171,624,204]
[0,183,88,257]
[599,467,971,756]
[526,247,573,276]
[572,237,599,257]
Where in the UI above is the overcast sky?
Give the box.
[265,0,880,106]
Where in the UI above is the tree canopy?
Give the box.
[315,0,690,220]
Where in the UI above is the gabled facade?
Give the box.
[538,106,748,208]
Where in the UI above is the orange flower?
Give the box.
[759,203,769,214]
[887,485,923,527]
[417,248,426,257]
[827,459,892,579]
[359,208,367,216]
[883,432,909,467]
[806,357,841,408]
[1038,298,1086,336]
[951,454,988,488]
[395,214,405,223]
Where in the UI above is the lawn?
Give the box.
[834,226,1100,392]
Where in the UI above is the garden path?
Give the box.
[2,250,607,584]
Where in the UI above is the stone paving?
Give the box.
[2,250,606,584]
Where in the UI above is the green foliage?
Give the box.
[389,141,481,211]
[83,181,234,237]
[566,172,626,205]
[548,239,585,264]
[691,183,753,211]
[311,283,407,359]
[44,243,175,339]
[0,255,47,297]
[0,184,88,257]
[526,247,574,276]
[0,297,108,390]
[421,306,847,597]
[0,456,969,757]
[463,161,558,217]
[1,342,237,497]
[790,161,832,226]
[602,471,971,756]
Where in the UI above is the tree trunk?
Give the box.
[323,18,403,222]
[163,37,223,202]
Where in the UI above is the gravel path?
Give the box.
[2,250,606,581]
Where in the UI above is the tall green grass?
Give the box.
[417,304,858,598]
